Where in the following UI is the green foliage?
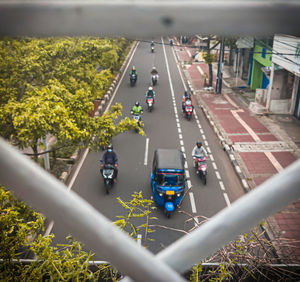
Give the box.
[21,235,100,281]
[0,185,44,280]
[115,191,156,246]
[0,37,133,159]
[202,51,214,64]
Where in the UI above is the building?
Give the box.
[266,35,300,119]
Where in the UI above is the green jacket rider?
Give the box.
[130,66,138,79]
[131,101,143,115]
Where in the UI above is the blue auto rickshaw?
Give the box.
[151,149,186,218]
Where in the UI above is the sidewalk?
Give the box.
[174,43,300,263]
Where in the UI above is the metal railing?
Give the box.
[0,0,300,37]
[1,1,300,281]
[1,138,300,281]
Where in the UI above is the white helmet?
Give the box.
[148,86,153,91]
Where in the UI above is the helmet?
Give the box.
[132,66,136,71]
[107,144,113,152]
[152,66,156,71]
[196,141,202,147]
[148,86,153,91]
[135,101,140,107]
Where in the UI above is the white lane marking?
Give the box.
[202,135,206,140]
[163,37,198,217]
[224,93,239,108]
[45,42,140,237]
[212,162,217,170]
[137,234,142,246]
[215,171,221,180]
[223,193,231,207]
[189,192,197,213]
[210,154,214,161]
[186,48,192,57]
[144,138,150,166]
[194,217,199,227]
[204,141,209,146]
[200,129,204,134]
[105,42,140,112]
[197,65,204,75]
[207,147,211,153]
[219,181,225,191]
[184,161,188,169]
[264,152,284,172]
[231,109,260,142]
[68,148,89,191]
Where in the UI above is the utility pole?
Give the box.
[216,38,225,94]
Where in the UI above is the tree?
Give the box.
[0,37,136,160]
[202,36,215,87]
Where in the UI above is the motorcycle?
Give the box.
[151,74,158,86]
[195,156,208,185]
[151,46,154,53]
[169,39,174,46]
[132,114,142,132]
[183,100,193,120]
[101,163,116,194]
[146,97,154,112]
[130,74,137,86]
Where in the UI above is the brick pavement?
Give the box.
[175,44,300,263]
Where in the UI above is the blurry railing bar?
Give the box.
[0,138,184,282]
[0,1,300,37]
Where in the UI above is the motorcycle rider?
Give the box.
[151,66,159,84]
[182,90,194,112]
[101,144,118,182]
[192,141,208,167]
[145,86,156,103]
[151,40,155,47]
[129,66,138,80]
[131,101,143,116]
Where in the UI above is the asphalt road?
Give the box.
[52,38,245,258]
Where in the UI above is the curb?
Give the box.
[59,41,138,184]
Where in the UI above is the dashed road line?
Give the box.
[223,193,231,207]
[212,162,217,170]
[189,192,197,213]
[144,138,150,166]
[219,181,225,191]
[215,171,221,180]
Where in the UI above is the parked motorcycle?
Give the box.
[101,163,116,194]
[151,74,158,86]
[183,100,193,120]
[195,156,208,185]
[130,74,137,86]
[146,97,154,112]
